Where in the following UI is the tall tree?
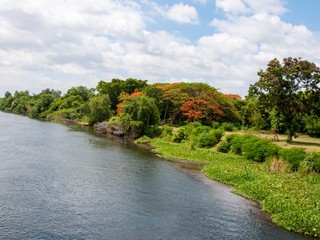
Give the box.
[88,94,113,125]
[96,78,148,110]
[117,92,160,138]
[249,57,320,142]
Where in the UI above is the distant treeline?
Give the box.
[0,58,319,140]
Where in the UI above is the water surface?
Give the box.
[0,112,311,239]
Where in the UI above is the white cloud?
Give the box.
[244,0,287,15]
[167,3,199,24]
[216,0,250,15]
[215,0,287,15]
[0,0,319,98]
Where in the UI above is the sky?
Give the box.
[0,0,320,97]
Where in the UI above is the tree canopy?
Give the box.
[249,57,320,142]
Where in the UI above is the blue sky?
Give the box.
[0,0,319,97]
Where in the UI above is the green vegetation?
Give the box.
[248,57,320,142]
[147,137,320,237]
[1,57,320,237]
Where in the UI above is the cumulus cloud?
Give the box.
[216,0,287,15]
[0,0,319,97]
[167,3,199,24]
[216,0,250,15]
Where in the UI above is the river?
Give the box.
[0,112,312,239]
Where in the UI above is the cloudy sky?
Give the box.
[0,0,319,97]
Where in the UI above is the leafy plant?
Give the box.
[279,147,307,171]
[196,129,224,148]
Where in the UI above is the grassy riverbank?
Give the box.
[148,138,320,238]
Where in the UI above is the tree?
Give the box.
[96,78,148,110]
[88,94,113,125]
[116,93,160,138]
[249,57,320,142]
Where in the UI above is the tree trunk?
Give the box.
[287,130,293,143]
[163,103,169,122]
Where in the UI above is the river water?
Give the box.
[0,112,312,239]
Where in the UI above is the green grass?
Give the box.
[148,138,320,237]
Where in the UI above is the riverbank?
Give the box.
[147,138,320,238]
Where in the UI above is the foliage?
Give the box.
[88,94,113,125]
[192,126,212,137]
[249,57,320,142]
[304,114,320,137]
[145,125,162,138]
[279,148,307,171]
[154,82,240,125]
[116,93,160,138]
[303,152,320,173]
[161,125,174,140]
[135,135,152,144]
[96,78,148,110]
[118,113,144,139]
[172,127,189,143]
[217,140,231,153]
[196,129,224,148]
[149,138,320,237]
[221,122,238,131]
[241,137,280,162]
[223,134,280,162]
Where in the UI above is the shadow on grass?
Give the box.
[289,141,320,147]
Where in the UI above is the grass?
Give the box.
[148,137,320,237]
[235,130,320,153]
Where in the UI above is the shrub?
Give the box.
[228,134,279,162]
[197,129,224,148]
[303,152,320,173]
[172,127,189,143]
[217,133,239,153]
[230,134,254,154]
[192,126,212,137]
[242,138,280,162]
[186,121,202,128]
[305,115,320,137]
[161,125,173,140]
[145,125,162,138]
[211,122,220,129]
[221,122,236,131]
[279,148,307,171]
[217,140,230,153]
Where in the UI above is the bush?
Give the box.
[305,115,320,137]
[161,125,173,140]
[145,125,162,138]
[303,152,320,173]
[230,134,253,154]
[197,129,224,148]
[228,134,279,162]
[217,140,230,153]
[279,148,307,171]
[217,134,239,153]
[242,137,280,162]
[221,122,236,131]
[192,126,212,137]
[172,127,189,143]
[211,122,220,129]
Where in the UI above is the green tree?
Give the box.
[96,78,148,110]
[117,94,160,138]
[249,57,320,142]
[88,94,113,125]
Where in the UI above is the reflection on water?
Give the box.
[0,112,310,239]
